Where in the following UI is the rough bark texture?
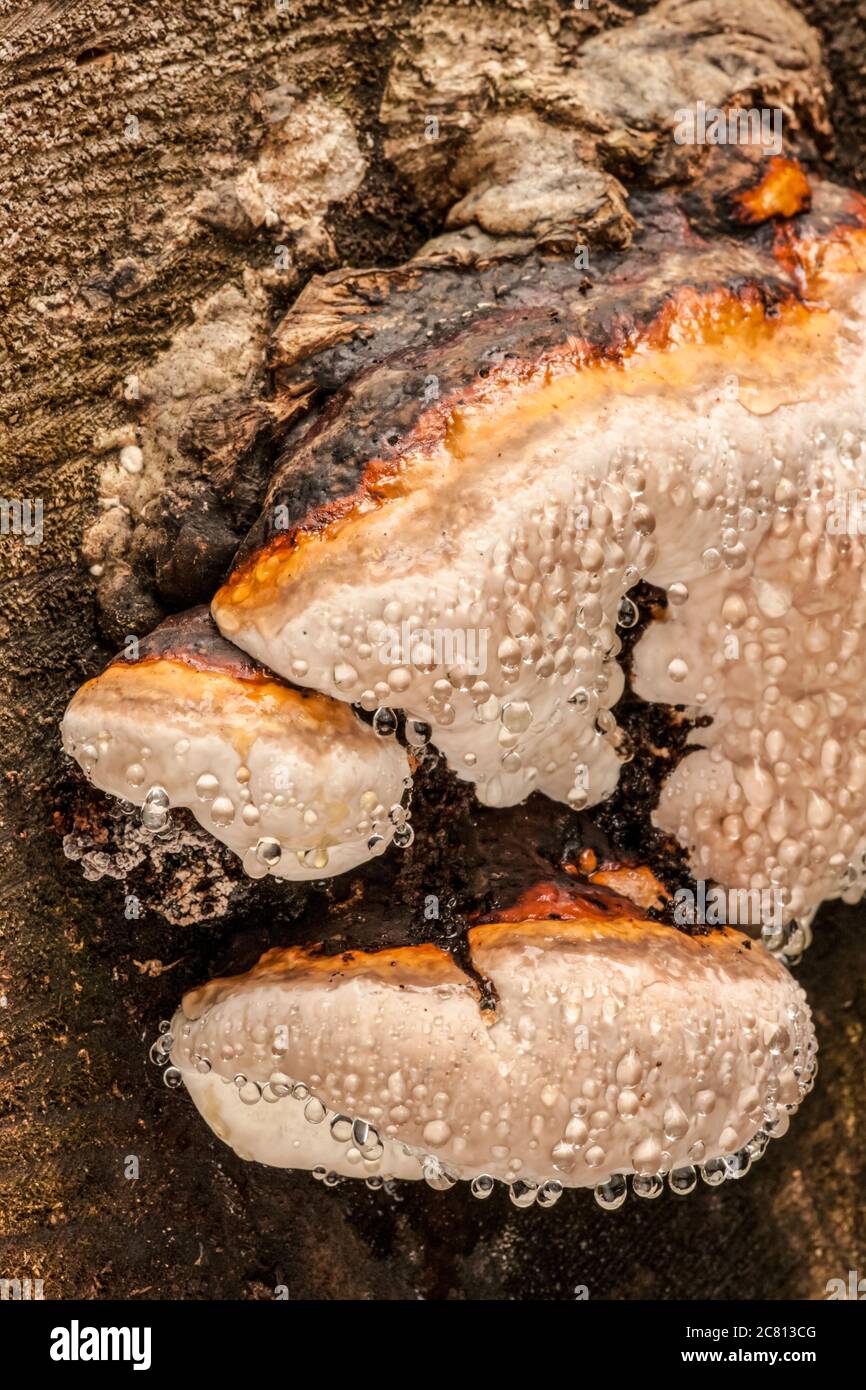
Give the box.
[1,0,865,1301]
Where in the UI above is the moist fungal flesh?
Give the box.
[62,607,411,881]
[165,868,815,1192]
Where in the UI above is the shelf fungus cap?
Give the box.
[212,181,866,889]
[61,607,410,880]
[168,905,814,1189]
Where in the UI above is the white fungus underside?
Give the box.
[169,926,813,1185]
[62,680,409,880]
[216,274,866,921]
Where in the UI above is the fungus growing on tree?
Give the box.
[62,608,411,880]
[163,871,814,1204]
[58,0,863,1209]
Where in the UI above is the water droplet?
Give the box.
[700,1157,727,1186]
[616,1050,642,1088]
[423,1156,457,1191]
[509,1179,538,1209]
[774,478,798,509]
[747,1130,770,1162]
[768,1025,790,1056]
[256,837,282,867]
[632,1173,664,1199]
[663,1099,689,1141]
[667,658,689,683]
[242,847,268,880]
[594,1175,627,1210]
[536,1179,563,1209]
[210,795,235,827]
[195,773,219,802]
[696,1089,716,1116]
[470,1174,495,1200]
[761,919,785,953]
[330,1115,353,1143]
[333,662,358,689]
[373,708,398,737]
[762,1107,789,1139]
[502,700,532,733]
[141,785,170,830]
[239,1080,262,1106]
[701,547,722,572]
[669,1165,697,1195]
[617,596,639,629]
[351,1118,374,1148]
[724,1148,752,1180]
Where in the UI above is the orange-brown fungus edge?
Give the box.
[79,657,356,725]
[736,156,812,224]
[217,214,866,603]
[181,901,750,1021]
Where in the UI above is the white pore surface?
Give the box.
[62,668,409,880]
[170,923,813,1185]
[215,273,866,920]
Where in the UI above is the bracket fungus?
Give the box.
[62,0,863,1204]
[211,173,866,928]
[62,608,411,880]
[163,875,815,1199]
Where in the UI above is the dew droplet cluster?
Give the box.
[154,912,817,1199]
[61,668,412,882]
[211,289,866,932]
[636,421,866,926]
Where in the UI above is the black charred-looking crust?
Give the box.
[108,605,280,684]
[230,169,862,569]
